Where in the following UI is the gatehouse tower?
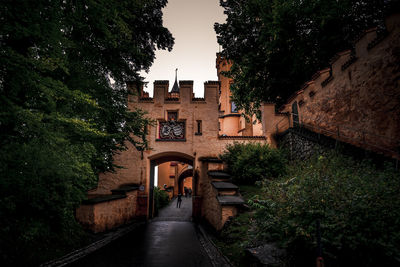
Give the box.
[75,54,289,232]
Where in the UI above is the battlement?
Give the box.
[205,80,220,85]
[280,13,400,113]
[154,80,169,84]
[128,79,220,104]
[179,80,193,85]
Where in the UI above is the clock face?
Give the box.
[159,121,185,139]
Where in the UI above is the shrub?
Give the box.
[153,187,170,215]
[250,153,400,266]
[0,139,97,265]
[220,142,287,184]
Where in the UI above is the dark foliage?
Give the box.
[250,153,400,266]
[215,0,398,115]
[0,0,173,265]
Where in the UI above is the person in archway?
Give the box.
[184,186,188,198]
[176,193,182,208]
[188,188,192,198]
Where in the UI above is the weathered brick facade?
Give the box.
[280,14,400,158]
[76,59,283,231]
[76,14,399,233]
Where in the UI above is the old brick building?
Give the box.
[76,13,399,233]
[76,52,286,232]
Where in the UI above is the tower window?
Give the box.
[231,101,238,113]
[195,120,202,135]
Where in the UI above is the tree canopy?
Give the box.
[0,0,173,264]
[215,0,396,114]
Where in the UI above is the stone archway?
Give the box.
[148,152,195,218]
[148,151,194,165]
[177,168,193,195]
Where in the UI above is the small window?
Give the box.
[195,120,202,135]
[168,111,178,121]
[231,101,238,113]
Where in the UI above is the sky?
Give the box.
[140,0,226,97]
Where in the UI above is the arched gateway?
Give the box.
[76,54,288,232]
[148,152,195,217]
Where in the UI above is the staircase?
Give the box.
[199,157,244,230]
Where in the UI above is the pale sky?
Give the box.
[141,0,226,97]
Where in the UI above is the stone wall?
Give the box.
[280,14,400,158]
[279,129,339,161]
[76,190,138,233]
[221,206,237,228]
[200,162,222,229]
[278,127,399,167]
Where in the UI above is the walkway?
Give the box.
[153,195,193,221]
[68,196,212,267]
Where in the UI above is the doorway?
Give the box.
[148,152,195,218]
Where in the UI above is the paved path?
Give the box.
[68,196,212,267]
[153,196,193,222]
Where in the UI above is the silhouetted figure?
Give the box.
[184,187,188,198]
[188,188,192,198]
[176,194,182,208]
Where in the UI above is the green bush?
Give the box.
[0,138,97,265]
[153,187,170,215]
[220,142,287,184]
[250,153,400,266]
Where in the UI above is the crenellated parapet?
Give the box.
[128,79,220,105]
[280,13,400,158]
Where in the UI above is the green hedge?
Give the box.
[250,153,400,266]
[153,187,170,215]
[220,142,287,185]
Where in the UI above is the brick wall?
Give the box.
[76,190,138,233]
[280,14,400,158]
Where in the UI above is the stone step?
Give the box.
[199,157,223,163]
[211,181,238,190]
[213,179,231,183]
[218,190,238,196]
[217,195,245,205]
[207,170,231,179]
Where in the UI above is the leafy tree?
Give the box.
[215,0,396,114]
[0,0,173,264]
[220,142,287,184]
